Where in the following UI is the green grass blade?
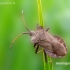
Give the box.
[37,0,44,26]
[49,57,54,70]
[37,0,54,70]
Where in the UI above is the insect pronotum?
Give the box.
[10,11,67,62]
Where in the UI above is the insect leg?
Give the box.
[34,43,37,48]
[10,32,29,49]
[35,44,44,54]
[44,50,47,62]
[36,47,44,54]
[35,44,39,53]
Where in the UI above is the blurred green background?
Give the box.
[0,0,70,70]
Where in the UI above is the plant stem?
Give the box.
[37,0,53,70]
[37,0,44,26]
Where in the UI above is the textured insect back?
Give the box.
[53,36,67,56]
[32,25,67,58]
[54,36,67,48]
[44,35,67,58]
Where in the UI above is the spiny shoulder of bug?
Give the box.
[29,25,49,35]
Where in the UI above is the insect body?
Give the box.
[30,26,67,58]
[10,12,67,62]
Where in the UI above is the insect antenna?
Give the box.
[22,10,31,33]
[10,10,31,49]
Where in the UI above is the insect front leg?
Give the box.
[34,43,37,48]
[34,43,43,54]
[35,45,44,54]
[35,44,39,53]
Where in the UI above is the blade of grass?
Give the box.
[37,0,53,70]
[49,57,54,70]
[37,0,44,26]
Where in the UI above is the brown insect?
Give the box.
[10,11,67,62]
